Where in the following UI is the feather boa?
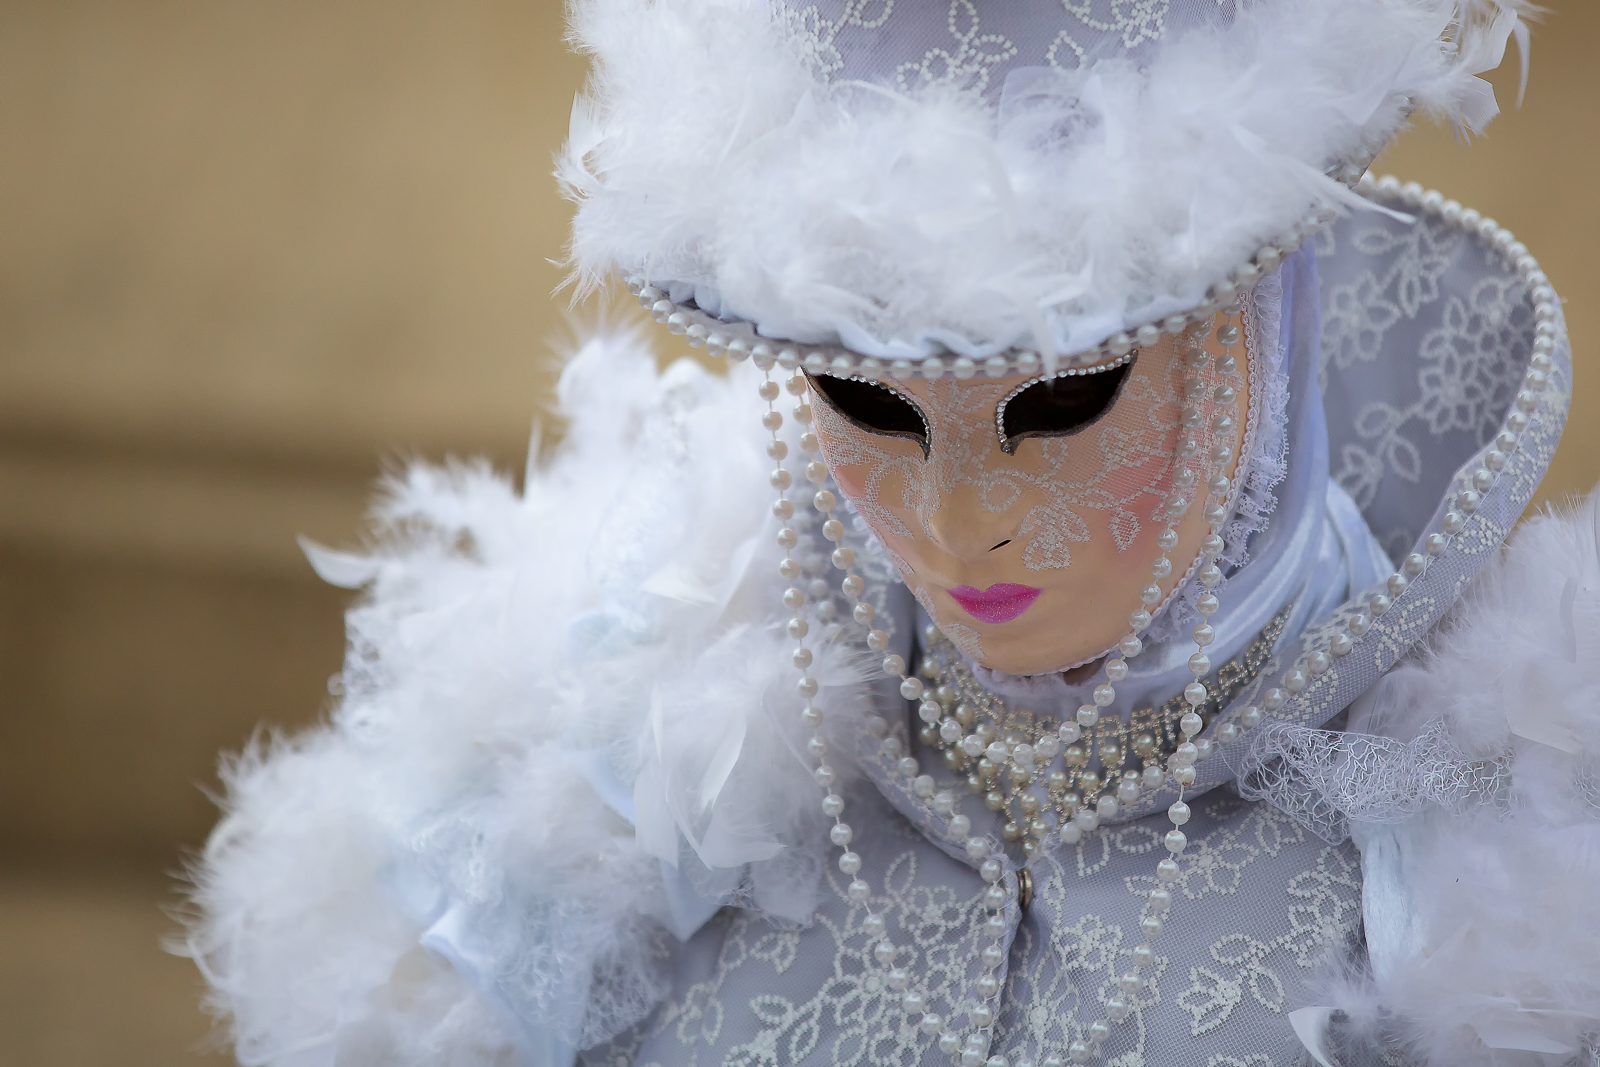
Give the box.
[182,330,869,1064]
[561,0,1532,361]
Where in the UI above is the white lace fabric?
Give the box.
[579,785,1371,1067]
[1236,719,1509,843]
[1316,202,1545,559]
[776,0,1247,94]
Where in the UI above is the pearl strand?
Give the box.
[766,316,1247,1067]
[1031,313,1239,1067]
[679,170,1552,1067]
[763,366,897,980]
[1154,310,1248,926]
[1168,311,1246,774]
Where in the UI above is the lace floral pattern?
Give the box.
[581,788,1366,1067]
[1191,206,1574,815]
[580,786,997,1067]
[1316,211,1536,560]
[775,0,1240,93]
[996,795,1363,1066]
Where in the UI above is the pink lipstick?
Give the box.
[947,583,1043,624]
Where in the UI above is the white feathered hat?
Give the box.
[560,0,1530,376]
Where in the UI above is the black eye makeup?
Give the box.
[807,372,930,457]
[995,355,1135,455]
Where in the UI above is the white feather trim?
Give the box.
[1323,490,1600,1065]
[561,0,1531,361]
[183,329,864,1063]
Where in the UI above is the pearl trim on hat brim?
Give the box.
[626,193,1360,381]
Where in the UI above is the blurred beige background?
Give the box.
[0,2,1594,1065]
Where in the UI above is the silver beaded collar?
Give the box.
[910,602,1293,859]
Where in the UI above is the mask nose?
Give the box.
[923,482,1023,564]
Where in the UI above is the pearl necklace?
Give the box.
[632,173,1561,1066]
[914,601,1290,861]
[753,307,1248,1067]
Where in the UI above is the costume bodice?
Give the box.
[582,787,1373,1067]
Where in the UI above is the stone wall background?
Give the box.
[0,2,1594,1064]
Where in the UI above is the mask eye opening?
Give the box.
[805,372,931,459]
[995,353,1137,455]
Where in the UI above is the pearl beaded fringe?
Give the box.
[755,307,1248,1066]
[632,174,1560,1067]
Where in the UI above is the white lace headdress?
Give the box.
[561,0,1530,372]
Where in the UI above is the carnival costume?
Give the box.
[186,2,1591,1065]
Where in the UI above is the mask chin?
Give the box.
[945,623,1118,680]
